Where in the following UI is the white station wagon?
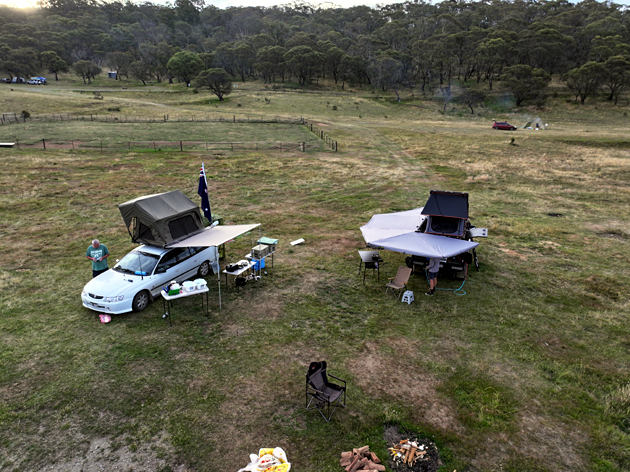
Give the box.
[82,244,217,314]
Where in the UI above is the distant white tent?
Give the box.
[360,208,478,259]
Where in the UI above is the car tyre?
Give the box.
[198,260,210,277]
[132,290,150,312]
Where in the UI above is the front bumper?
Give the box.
[81,292,132,314]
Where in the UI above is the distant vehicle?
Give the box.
[11,77,25,84]
[492,121,517,131]
[0,78,9,83]
[27,78,42,85]
[34,76,47,84]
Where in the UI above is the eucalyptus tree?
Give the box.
[40,50,69,80]
[601,55,630,104]
[195,68,232,100]
[564,61,606,104]
[166,50,204,85]
[283,45,323,85]
[500,64,551,107]
[255,45,286,83]
[370,54,404,101]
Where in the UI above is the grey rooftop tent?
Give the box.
[361,190,487,260]
[119,190,205,248]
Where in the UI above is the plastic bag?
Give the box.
[237,447,290,472]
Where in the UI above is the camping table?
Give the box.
[358,250,383,283]
[222,260,254,292]
[161,286,209,326]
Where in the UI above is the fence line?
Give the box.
[11,139,309,153]
[0,113,303,125]
[303,119,338,151]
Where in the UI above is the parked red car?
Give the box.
[492,121,517,130]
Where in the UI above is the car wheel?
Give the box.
[132,290,150,312]
[198,261,210,277]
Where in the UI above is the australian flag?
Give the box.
[198,167,212,222]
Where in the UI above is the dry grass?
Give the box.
[1,80,630,472]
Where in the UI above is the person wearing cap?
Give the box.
[86,239,110,278]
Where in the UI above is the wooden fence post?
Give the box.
[42,138,46,150]
[101,140,103,151]
[180,140,183,151]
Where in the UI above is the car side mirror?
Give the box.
[156,267,166,274]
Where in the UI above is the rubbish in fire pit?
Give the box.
[384,426,442,472]
[389,439,428,467]
[339,445,385,472]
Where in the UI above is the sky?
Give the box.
[1,0,628,10]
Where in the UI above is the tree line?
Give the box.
[1,0,630,105]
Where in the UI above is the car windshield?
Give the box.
[113,249,159,275]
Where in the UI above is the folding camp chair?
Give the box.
[385,266,412,299]
[306,361,346,422]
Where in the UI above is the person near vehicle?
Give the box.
[425,257,440,296]
[86,239,110,278]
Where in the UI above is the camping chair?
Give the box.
[385,266,412,299]
[306,361,346,422]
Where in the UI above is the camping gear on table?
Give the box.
[237,447,291,472]
[167,283,181,296]
[194,278,207,290]
[182,281,196,292]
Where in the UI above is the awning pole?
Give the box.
[218,261,221,310]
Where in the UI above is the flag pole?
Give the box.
[202,162,221,309]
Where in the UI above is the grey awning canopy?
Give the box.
[361,207,478,259]
[167,224,260,248]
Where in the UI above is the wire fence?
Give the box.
[1,112,304,125]
[0,113,340,152]
[11,139,308,152]
[303,119,338,151]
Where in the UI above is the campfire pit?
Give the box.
[384,426,442,472]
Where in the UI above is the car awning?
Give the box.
[368,232,478,259]
[166,224,260,248]
[361,208,478,259]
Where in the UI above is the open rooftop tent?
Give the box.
[361,190,483,260]
[361,208,478,259]
[119,189,262,310]
[119,190,205,248]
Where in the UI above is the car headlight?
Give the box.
[104,295,124,303]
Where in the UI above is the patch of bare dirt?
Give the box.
[347,340,462,433]
[10,434,189,472]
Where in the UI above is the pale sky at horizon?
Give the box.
[1,0,628,11]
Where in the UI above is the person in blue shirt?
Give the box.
[425,257,440,296]
[86,239,110,278]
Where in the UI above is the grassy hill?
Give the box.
[1,76,629,472]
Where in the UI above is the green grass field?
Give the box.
[1,76,630,472]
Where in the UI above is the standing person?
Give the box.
[425,257,440,296]
[86,239,110,278]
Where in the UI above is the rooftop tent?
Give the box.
[118,190,204,248]
[421,190,469,219]
[361,208,478,259]
[421,190,469,238]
